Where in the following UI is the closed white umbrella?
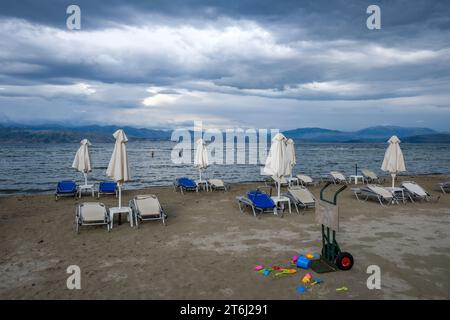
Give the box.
[72,139,92,186]
[194,138,209,181]
[285,138,296,179]
[264,133,289,198]
[106,129,130,208]
[381,135,406,188]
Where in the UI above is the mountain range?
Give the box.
[0,124,449,143]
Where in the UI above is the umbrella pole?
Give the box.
[278,180,281,198]
[199,169,202,181]
[83,172,88,186]
[391,173,396,188]
[118,183,122,208]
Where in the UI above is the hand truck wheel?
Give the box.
[335,252,354,271]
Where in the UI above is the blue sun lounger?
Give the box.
[97,181,118,199]
[174,177,198,194]
[236,190,278,218]
[55,180,78,200]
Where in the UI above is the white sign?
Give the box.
[315,200,339,231]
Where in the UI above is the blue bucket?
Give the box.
[296,255,311,269]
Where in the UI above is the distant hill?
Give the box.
[355,126,437,139]
[282,126,443,143]
[0,124,171,143]
[402,133,450,143]
[283,127,355,142]
[0,124,448,143]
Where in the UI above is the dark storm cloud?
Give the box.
[0,0,449,129]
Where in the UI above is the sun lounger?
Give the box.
[438,182,450,194]
[285,186,315,214]
[208,179,229,191]
[129,195,166,227]
[401,181,436,202]
[55,180,77,200]
[361,169,385,184]
[75,202,110,233]
[296,174,315,186]
[352,184,394,206]
[266,176,289,189]
[330,171,348,184]
[97,181,118,199]
[174,177,198,194]
[236,189,277,218]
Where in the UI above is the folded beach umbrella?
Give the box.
[264,133,290,198]
[106,129,130,208]
[285,138,296,179]
[381,135,406,188]
[72,139,92,186]
[194,138,209,181]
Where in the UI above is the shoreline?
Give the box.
[1,173,449,198]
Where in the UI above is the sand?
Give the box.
[1,175,449,300]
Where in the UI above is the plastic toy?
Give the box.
[336,286,348,292]
[255,265,264,271]
[296,286,306,293]
[301,273,313,283]
[296,255,310,269]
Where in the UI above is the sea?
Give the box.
[0,141,449,195]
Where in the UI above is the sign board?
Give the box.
[315,200,339,231]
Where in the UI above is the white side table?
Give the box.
[349,175,364,185]
[386,187,406,204]
[271,196,292,214]
[77,184,95,198]
[195,180,209,192]
[287,177,299,187]
[109,207,133,229]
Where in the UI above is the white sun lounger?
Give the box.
[352,185,395,206]
[438,182,450,194]
[130,195,167,227]
[296,174,316,186]
[267,176,289,187]
[400,181,435,202]
[208,179,229,191]
[285,186,316,214]
[330,171,348,184]
[75,202,110,233]
[361,169,385,184]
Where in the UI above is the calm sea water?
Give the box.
[0,141,449,195]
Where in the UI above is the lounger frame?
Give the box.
[208,179,229,192]
[284,186,316,214]
[352,186,395,206]
[97,182,118,199]
[437,182,450,194]
[401,181,433,202]
[75,202,110,233]
[129,195,166,228]
[329,171,349,185]
[173,178,199,194]
[236,187,278,218]
[361,169,385,184]
[55,181,78,200]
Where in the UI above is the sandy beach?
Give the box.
[1,175,449,300]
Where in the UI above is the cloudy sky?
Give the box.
[0,0,449,131]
